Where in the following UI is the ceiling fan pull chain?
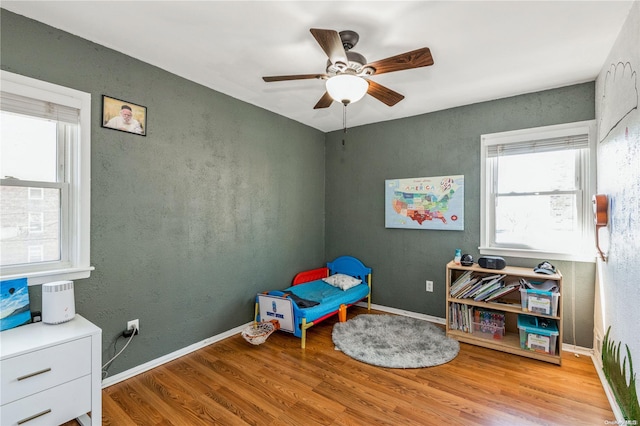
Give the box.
[342,103,347,145]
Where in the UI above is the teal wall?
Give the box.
[1,10,326,375]
[325,84,597,347]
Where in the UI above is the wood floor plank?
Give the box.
[135,368,220,425]
[103,382,167,425]
[101,389,139,425]
[63,307,615,426]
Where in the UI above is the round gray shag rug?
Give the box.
[332,314,459,368]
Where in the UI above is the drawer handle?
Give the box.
[17,368,52,381]
[18,409,52,424]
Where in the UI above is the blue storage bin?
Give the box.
[517,314,559,355]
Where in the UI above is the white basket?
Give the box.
[241,320,280,345]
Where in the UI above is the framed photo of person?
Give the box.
[102,95,147,136]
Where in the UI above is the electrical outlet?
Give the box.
[127,319,139,334]
[426,280,434,292]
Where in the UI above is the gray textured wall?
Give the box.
[2,6,603,374]
[325,84,597,347]
[1,10,326,375]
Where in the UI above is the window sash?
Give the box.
[1,179,69,269]
[1,100,75,269]
[480,120,596,262]
[487,149,589,251]
[491,191,584,249]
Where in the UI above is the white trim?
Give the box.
[101,322,250,388]
[478,246,597,263]
[1,266,94,286]
[0,72,85,109]
[481,120,596,147]
[592,352,626,422]
[0,71,92,285]
[561,344,594,357]
[355,301,446,325]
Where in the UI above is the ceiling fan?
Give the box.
[262,28,434,109]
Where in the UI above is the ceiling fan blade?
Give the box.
[310,28,348,66]
[367,80,405,106]
[365,47,434,75]
[262,74,326,82]
[313,92,334,109]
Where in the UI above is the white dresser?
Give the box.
[1,315,101,426]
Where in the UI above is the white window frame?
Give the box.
[1,71,93,285]
[480,120,597,262]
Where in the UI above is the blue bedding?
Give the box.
[284,279,370,321]
[254,256,372,348]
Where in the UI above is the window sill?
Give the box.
[1,266,95,286]
[479,247,596,263]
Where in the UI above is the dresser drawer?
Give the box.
[1,336,91,405]
[1,374,91,426]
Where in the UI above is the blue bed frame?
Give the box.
[254,256,372,348]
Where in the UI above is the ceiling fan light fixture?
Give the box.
[326,74,369,105]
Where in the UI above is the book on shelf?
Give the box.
[450,270,475,296]
[457,279,485,299]
[450,272,507,301]
[484,282,521,302]
[450,271,493,298]
[449,303,505,336]
[450,303,473,333]
[473,279,505,301]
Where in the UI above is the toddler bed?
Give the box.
[254,256,372,348]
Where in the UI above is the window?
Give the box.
[1,71,93,285]
[480,120,596,262]
[28,187,44,200]
[28,246,44,262]
[28,212,44,234]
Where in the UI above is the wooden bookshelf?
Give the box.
[446,261,563,365]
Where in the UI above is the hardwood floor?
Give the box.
[73,307,614,425]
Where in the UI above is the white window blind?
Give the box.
[1,91,80,124]
[486,134,589,157]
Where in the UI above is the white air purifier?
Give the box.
[42,280,76,324]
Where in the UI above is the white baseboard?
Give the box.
[101,322,252,388]
[561,344,594,357]
[355,301,446,324]
[591,352,625,422]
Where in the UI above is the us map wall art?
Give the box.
[385,175,464,231]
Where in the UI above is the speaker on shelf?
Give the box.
[478,256,506,270]
[460,254,474,266]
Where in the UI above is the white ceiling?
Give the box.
[2,1,634,132]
